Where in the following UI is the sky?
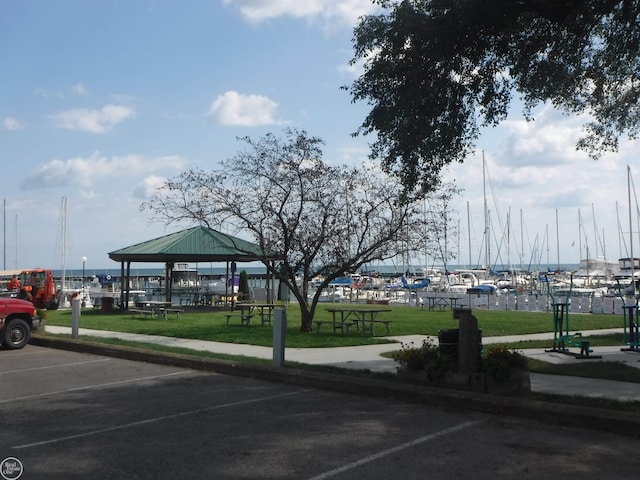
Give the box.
[1,0,639,273]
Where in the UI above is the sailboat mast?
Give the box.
[506,208,511,273]
[628,166,635,297]
[556,208,560,271]
[60,197,68,306]
[592,203,599,259]
[467,201,472,268]
[520,208,524,270]
[3,198,5,270]
[14,214,17,269]
[483,152,490,273]
[578,208,583,262]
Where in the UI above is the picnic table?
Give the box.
[421,295,463,311]
[320,306,392,335]
[133,301,183,319]
[234,303,278,326]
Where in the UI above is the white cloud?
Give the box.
[34,88,64,99]
[3,117,27,131]
[207,90,284,126]
[35,83,89,99]
[50,104,135,133]
[133,175,168,199]
[223,0,377,28]
[71,83,88,96]
[20,151,187,191]
[495,105,590,168]
[442,101,640,265]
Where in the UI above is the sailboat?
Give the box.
[614,166,640,297]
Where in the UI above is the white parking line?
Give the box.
[0,371,190,404]
[0,358,112,375]
[13,390,303,449]
[307,419,485,480]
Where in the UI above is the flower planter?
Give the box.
[396,367,428,384]
[435,372,487,393]
[486,368,531,395]
[397,367,531,395]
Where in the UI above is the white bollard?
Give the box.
[71,297,81,339]
[273,309,286,368]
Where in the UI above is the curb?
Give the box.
[31,335,640,438]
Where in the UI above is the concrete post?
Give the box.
[273,308,286,368]
[71,297,81,339]
[454,308,480,374]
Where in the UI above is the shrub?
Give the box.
[393,341,528,383]
[392,338,456,380]
[484,345,529,381]
[392,340,432,370]
[238,270,250,301]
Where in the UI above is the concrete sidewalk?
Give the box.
[44,325,640,402]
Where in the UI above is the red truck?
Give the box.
[0,297,40,349]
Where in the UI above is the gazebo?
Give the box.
[108,225,283,308]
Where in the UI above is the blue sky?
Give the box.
[1,0,639,272]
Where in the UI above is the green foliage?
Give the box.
[391,338,456,380]
[347,0,640,197]
[391,339,434,370]
[484,345,529,382]
[392,339,528,382]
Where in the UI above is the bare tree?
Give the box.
[142,129,445,331]
[423,184,461,273]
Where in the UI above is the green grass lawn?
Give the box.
[42,304,627,349]
[40,304,640,409]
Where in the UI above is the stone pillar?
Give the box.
[454,308,480,374]
[273,308,286,368]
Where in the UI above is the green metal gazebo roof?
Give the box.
[108,225,281,264]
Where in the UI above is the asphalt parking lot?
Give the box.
[1,345,639,479]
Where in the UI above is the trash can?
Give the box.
[437,328,483,359]
[101,296,114,313]
[438,329,460,358]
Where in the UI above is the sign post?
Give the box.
[273,308,286,368]
[71,296,81,339]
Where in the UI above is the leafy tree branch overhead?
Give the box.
[346,0,640,197]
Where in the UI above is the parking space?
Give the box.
[1,345,638,479]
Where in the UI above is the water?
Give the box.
[53,263,580,279]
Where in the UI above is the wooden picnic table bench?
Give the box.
[129,308,155,319]
[225,313,253,326]
[314,319,355,334]
[158,307,185,318]
[325,307,392,336]
[235,303,277,326]
[370,319,392,334]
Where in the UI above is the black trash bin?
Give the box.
[101,296,114,313]
[438,328,483,359]
[438,329,459,358]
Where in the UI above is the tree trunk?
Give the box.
[300,307,314,332]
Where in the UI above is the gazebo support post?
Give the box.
[125,261,131,309]
[165,262,174,304]
[119,262,126,310]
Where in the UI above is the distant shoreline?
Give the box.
[49,263,581,278]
